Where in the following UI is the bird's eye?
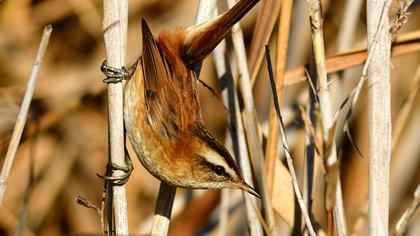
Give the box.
[214,165,225,176]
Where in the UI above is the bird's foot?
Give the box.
[101,60,137,84]
[97,154,133,186]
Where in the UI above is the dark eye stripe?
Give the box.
[196,154,230,178]
[194,126,239,172]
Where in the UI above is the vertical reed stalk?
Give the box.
[306,0,347,234]
[151,183,177,235]
[102,0,129,234]
[366,0,392,235]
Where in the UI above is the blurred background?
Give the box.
[0,0,419,235]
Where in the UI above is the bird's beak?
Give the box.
[232,181,261,198]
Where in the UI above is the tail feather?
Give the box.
[182,0,259,65]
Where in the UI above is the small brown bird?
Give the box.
[103,0,260,197]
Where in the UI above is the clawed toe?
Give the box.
[97,161,133,186]
[101,60,135,84]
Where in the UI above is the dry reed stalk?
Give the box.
[213,32,263,236]
[150,1,217,235]
[102,0,129,234]
[284,32,420,86]
[342,2,401,233]
[151,183,176,235]
[265,0,293,196]
[248,0,281,85]
[227,0,276,232]
[395,183,420,235]
[306,0,346,234]
[366,1,392,235]
[265,46,316,236]
[0,25,52,205]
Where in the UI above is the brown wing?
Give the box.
[141,19,181,140]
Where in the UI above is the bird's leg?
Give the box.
[101,59,138,84]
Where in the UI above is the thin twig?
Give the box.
[0,25,52,205]
[395,183,420,235]
[265,45,316,236]
[102,0,129,234]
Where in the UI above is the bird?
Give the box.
[102,0,260,197]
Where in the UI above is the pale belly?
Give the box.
[124,78,185,186]
[124,78,162,179]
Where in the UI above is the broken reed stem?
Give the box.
[366,0,392,235]
[266,0,293,197]
[0,25,52,205]
[213,35,263,236]
[150,1,218,235]
[227,0,276,232]
[151,183,177,236]
[306,1,347,234]
[265,46,316,236]
[395,183,420,235]
[102,0,129,234]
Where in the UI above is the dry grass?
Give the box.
[0,0,419,235]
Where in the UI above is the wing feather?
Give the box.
[141,19,181,140]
